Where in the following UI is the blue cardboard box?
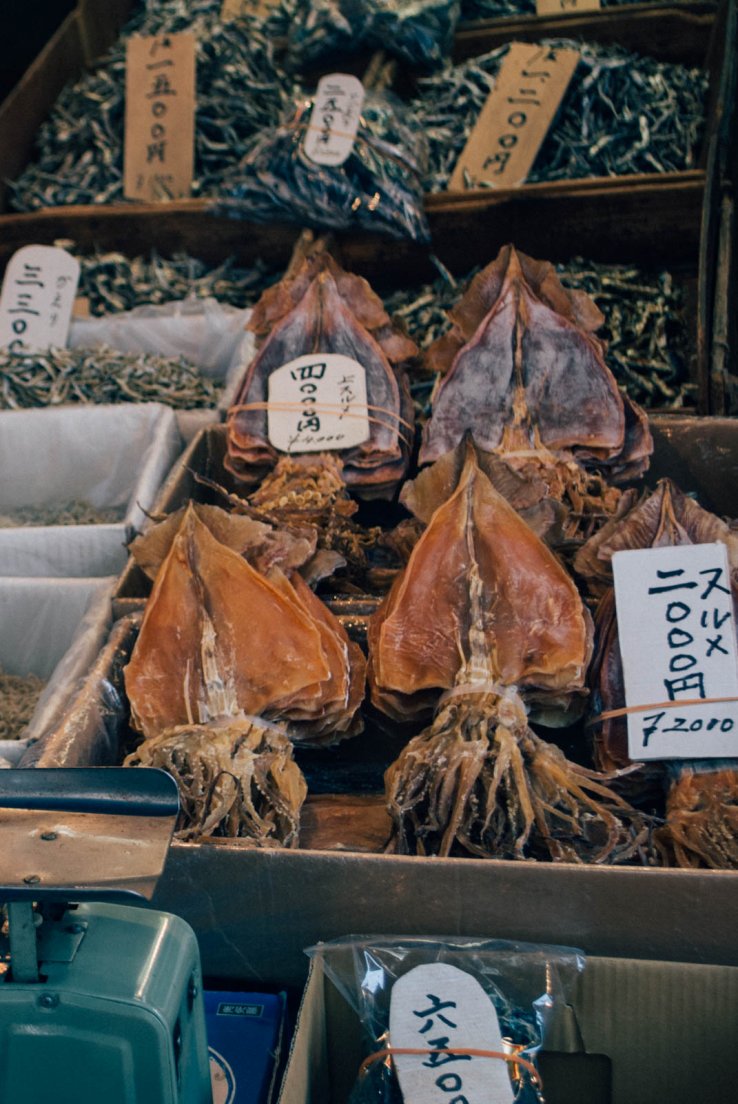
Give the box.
[205,990,286,1104]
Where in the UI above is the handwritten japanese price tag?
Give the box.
[389,963,514,1104]
[267,353,369,454]
[303,74,365,168]
[613,543,738,760]
[0,245,80,351]
[449,43,579,191]
[124,32,196,201]
[536,0,600,15]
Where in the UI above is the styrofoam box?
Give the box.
[0,404,182,576]
[0,575,114,747]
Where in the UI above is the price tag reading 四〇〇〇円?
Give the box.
[266,354,370,454]
[612,543,738,760]
[0,245,80,352]
[303,74,365,168]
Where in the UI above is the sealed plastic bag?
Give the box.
[214,92,430,244]
[308,935,585,1103]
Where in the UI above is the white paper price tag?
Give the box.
[0,246,80,352]
[613,542,738,760]
[267,353,369,454]
[389,963,514,1104]
[303,74,365,167]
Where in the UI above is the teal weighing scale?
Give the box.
[0,768,212,1103]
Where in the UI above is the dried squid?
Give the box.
[577,480,738,868]
[370,444,650,862]
[226,248,416,499]
[124,504,366,842]
[419,246,652,542]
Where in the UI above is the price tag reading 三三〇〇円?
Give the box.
[303,74,365,168]
[267,353,369,454]
[389,963,515,1104]
[612,542,738,761]
[0,245,80,352]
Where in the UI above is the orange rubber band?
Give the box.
[358,1046,542,1087]
[587,695,738,727]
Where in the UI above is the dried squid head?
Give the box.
[420,244,652,482]
[125,717,306,846]
[385,682,651,863]
[124,503,365,745]
[657,766,738,869]
[368,442,593,723]
[227,263,415,499]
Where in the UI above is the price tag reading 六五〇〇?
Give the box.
[612,542,738,761]
[267,353,370,455]
[303,74,365,168]
[389,963,515,1104]
[0,245,80,352]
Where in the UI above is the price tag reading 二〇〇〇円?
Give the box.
[267,353,370,454]
[124,32,196,202]
[612,542,738,761]
[536,0,600,15]
[0,245,80,352]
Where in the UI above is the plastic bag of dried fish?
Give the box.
[413,40,708,190]
[307,936,585,1104]
[213,91,431,243]
[8,0,293,211]
[287,0,460,70]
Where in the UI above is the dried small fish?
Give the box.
[0,502,125,528]
[371,445,650,862]
[214,92,431,243]
[413,40,708,190]
[0,668,45,741]
[9,0,292,211]
[287,0,460,70]
[71,246,276,315]
[0,346,219,410]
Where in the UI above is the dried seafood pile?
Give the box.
[74,249,275,315]
[577,481,738,869]
[9,0,292,211]
[227,243,416,498]
[0,502,125,528]
[124,504,365,842]
[0,669,45,741]
[413,40,708,190]
[0,347,219,410]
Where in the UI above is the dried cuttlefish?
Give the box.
[226,250,416,499]
[124,504,365,841]
[577,480,738,868]
[421,245,652,486]
[370,445,649,861]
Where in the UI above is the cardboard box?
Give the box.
[0,404,182,577]
[277,952,738,1104]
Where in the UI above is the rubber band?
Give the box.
[587,695,738,727]
[228,401,414,448]
[358,1046,542,1088]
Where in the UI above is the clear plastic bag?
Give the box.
[307,935,585,1103]
[213,92,430,244]
[288,0,460,70]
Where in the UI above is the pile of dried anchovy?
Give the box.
[385,256,693,410]
[0,668,45,741]
[9,0,293,211]
[0,347,219,410]
[0,502,126,528]
[412,40,708,189]
[73,248,276,314]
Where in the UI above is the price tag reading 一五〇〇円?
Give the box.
[612,542,738,760]
[124,32,196,202]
